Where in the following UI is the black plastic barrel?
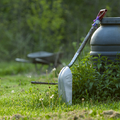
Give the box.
[90,17,120,60]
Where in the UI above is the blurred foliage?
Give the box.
[0,62,36,76]
[0,0,120,61]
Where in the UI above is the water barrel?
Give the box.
[90,17,120,60]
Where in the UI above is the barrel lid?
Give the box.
[101,17,120,25]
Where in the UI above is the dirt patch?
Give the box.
[0,111,93,120]
[102,110,120,119]
[1,114,24,120]
[1,114,36,120]
[44,110,94,120]
[1,110,120,120]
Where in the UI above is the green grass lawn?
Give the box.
[0,75,57,118]
[1,75,120,120]
[0,62,120,119]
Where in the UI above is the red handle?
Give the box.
[92,9,107,27]
[97,9,107,20]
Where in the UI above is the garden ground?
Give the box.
[0,62,120,120]
[0,74,120,120]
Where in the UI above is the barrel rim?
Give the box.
[101,17,120,25]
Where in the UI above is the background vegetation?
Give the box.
[0,0,120,61]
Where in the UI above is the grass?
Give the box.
[0,62,120,119]
[0,75,57,118]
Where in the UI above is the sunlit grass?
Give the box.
[0,74,120,120]
[1,62,120,119]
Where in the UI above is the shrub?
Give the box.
[71,54,120,103]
